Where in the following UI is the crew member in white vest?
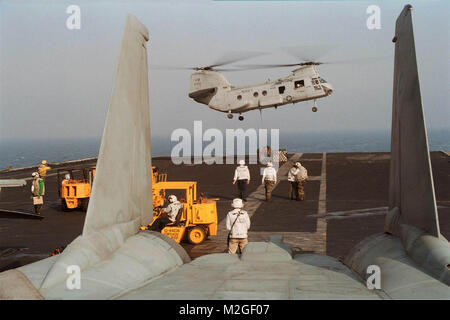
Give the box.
[226,198,251,254]
[262,161,277,201]
[232,159,250,201]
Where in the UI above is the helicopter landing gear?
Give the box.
[227,111,233,119]
[238,115,244,121]
[312,99,318,112]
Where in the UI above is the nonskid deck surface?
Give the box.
[0,152,449,271]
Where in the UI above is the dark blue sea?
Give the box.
[0,129,449,170]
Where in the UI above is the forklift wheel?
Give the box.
[187,226,206,245]
[61,200,69,212]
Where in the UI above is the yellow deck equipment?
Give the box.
[143,181,218,245]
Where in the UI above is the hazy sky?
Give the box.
[0,0,448,141]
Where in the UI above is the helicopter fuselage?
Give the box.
[188,65,333,116]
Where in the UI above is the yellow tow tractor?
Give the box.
[142,181,218,245]
[58,167,96,211]
[58,166,165,212]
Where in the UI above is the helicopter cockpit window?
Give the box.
[278,86,285,94]
[253,92,259,97]
[262,90,267,96]
[312,78,321,90]
[237,95,242,100]
[294,80,304,89]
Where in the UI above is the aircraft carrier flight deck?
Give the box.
[1,151,449,272]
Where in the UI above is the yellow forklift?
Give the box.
[58,166,165,212]
[58,167,96,211]
[142,181,218,245]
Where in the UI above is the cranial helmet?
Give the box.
[239,160,245,166]
[168,195,177,203]
[42,160,47,165]
[295,162,301,168]
[232,198,243,209]
[32,172,39,178]
[267,161,273,167]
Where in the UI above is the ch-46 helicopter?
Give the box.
[188,61,333,120]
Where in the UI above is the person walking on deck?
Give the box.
[233,160,250,201]
[262,161,277,201]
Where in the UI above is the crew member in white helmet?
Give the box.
[149,195,182,232]
[226,198,251,254]
[232,159,250,201]
[31,172,45,215]
[262,161,277,201]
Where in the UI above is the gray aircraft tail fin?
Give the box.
[37,14,154,290]
[387,5,440,238]
[82,14,153,235]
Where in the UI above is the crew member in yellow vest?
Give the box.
[38,160,51,181]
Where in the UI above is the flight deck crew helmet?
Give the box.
[239,160,245,166]
[295,162,301,168]
[231,198,243,209]
[32,172,39,178]
[42,160,47,164]
[168,195,177,203]
[267,161,273,167]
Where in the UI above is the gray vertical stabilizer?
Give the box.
[37,14,155,290]
[83,14,153,235]
[387,5,440,238]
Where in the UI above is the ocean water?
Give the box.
[1,129,449,170]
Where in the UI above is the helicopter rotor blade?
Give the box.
[318,56,392,65]
[208,67,249,72]
[282,44,338,62]
[150,64,260,72]
[207,51,267,69]
[237,55,390,70]
[151,51,267,72]
[236,62,322,70]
